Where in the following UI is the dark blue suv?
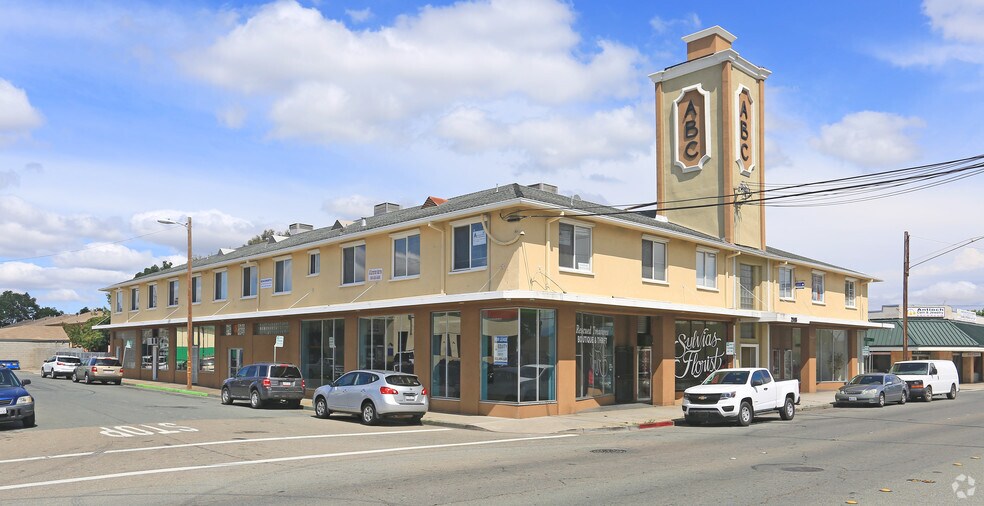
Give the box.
[0,366,35,428]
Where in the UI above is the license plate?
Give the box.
[848,397,857,401]
[404,394,416,401]
[0,407,6,415]
[281,381,292,386]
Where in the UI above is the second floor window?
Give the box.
[192,275,202,303]
[242,265,257,298]
[393,233,420,278]
[148,284,158,309]
[696,250,717,289]
[779,266,793,300]
[130,287,139,311]
[812,272,825,303]
[845,279,856,308]
[452,222,487,271]
[168,279,179,306]
[343,244,366,285]
[275,258,292,293]
[115,291,123,313]
[642,238,667,282]
[214,271,228,301]
[560,222,592,272]
[308,251,320,276]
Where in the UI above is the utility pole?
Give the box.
[902,231,909,361]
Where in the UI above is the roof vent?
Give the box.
[422,196,447,208]
[218,248,236,255]
[289,223,313,235]
[267,235,288,244]
[331,219,353,230]
[374,202,401,216]
[527,183,558,194]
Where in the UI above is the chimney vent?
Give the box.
[374,202,401,216]
[289,223,313,235]
[682,26,736,61]
[527,183,558,194]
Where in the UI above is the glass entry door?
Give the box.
[636,347,652,402]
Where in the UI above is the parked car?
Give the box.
[834,373,907,407]
[41,355,82,379]
[682,368,800,426]
[0,366,35,428]
[889,359,960,402]
[0,360,19,370]
[221,363,305,409]
[312,369,428,425]
[72,357,124,385]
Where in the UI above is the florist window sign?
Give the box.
[675,321,727,390]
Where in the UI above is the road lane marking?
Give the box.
[0,434,577,491]
[0,428,452,464]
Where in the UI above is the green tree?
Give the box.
[244,229,289,246]
[64,311,110,352]
[134,260,173,279]
[977,308,984,317]
[0,290,63,327]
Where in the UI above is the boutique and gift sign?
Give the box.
[675,321,727,390]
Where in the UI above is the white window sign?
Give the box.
[260,277,273,289]
[472,229,486,246]
[368,268,383,282]
[493,335,509,366]
[275,335,284,348]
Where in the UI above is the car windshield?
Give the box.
[386,374,420,386]
[94,358,121,366]
[890,363,929,375]
[271,366,301,378]
[702,370,749,385]
[849,375,884,385]
[60,357,81,364]
[0,368,21,387]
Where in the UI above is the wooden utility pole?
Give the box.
[902,231,909,361]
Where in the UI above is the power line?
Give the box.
[0,228,176,263]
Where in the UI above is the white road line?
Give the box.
[0,434,577,491]
[0,428,452,464]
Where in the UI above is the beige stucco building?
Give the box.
[98,27,882,418]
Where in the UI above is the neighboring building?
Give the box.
[97,27,883,418]
[0,312,103,369]
[867,305,984,383]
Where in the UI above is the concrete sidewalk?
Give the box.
[120,378,982,435]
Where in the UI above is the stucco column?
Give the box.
[652,316,677,406]
[847,329,859,378]
[556,307,577,415]
[459,308,481,415]
[961,354,973,384]
[800,327,817,393]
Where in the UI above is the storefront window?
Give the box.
[575,312,614,399]
[301,319,345,389]
[431,312,461,399]
[358,315,414,373]
[120,330,137,370]
[817,328,847,381]
[674,320,727,390]
[140,328,169,371]
[480,308,556,403]
[175,325,216,372]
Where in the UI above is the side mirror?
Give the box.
[751,379,763,387]
[21,379,31,386]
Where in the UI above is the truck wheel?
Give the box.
[779,397,795,420]
[947,384,957,400]
[924,386,933,402]
[737,401,753,427]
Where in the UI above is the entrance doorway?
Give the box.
[770,326,802,381]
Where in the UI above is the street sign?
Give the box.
[275,335,284,348]
[862,346,870,356]
[725,341,735,356]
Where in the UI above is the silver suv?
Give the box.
[220,363,305,409]
[41,355,82,379]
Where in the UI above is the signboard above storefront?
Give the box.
[907,307,945,318]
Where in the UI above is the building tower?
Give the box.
[650,26,771,250]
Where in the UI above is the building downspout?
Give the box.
[727,251,741,310]
[426,223,446,294]
[544,215,563,291]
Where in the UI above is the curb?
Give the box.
[125,381,210,398]
[639,420,674,429]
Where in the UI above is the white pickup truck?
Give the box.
[682,368,800,426]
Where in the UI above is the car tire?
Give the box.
[288,399,302,409]
[72,372,79,383]
[361,402,379,426]
[41,369,48,378]
[249,389,264,409]
[737,401,752,427]
[924,386,933,402]
[23,414,35,428]
[220,387,233,405]
[410,414,424,425]
[779,397,795,420]
[314,397,330,419]
[899,391,907,405]
[877,393,885,408]
[947,384,957,400]
[84,373,92,385]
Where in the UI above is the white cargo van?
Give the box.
[889,360,960,402]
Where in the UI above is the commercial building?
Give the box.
[867,305,984,384]
[98,27,883,417]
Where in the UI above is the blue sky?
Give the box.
[1,0,982,314]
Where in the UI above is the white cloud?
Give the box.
[0,169,19,189]
[182,0,643,151]
[217,104,247,128]
[809,111,924,167]
[321,194,378,220]
[130,209,258,256]
[0,78,43,144]
[52,243,156,272]
[649,14,701,34]
[924,0,984,43]
[45,288,84,302]
[0,196,121,257]
[912,280,983,305]
[346,8,372,23]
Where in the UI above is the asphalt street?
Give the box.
[2,371,983,505]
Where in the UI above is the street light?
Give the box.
[158,216,193,391]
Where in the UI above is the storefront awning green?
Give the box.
[867,318,984,348]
